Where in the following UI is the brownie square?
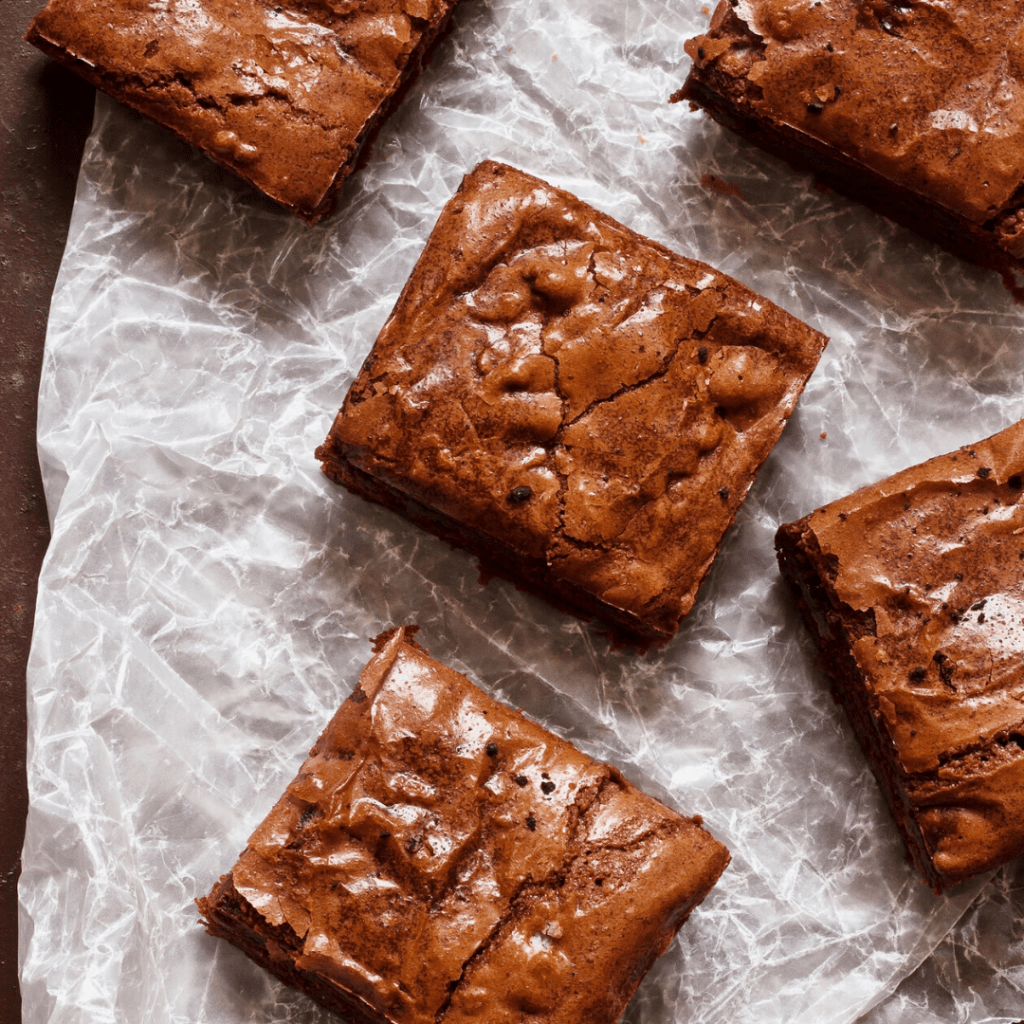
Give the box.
[316,161,827,642]
[25,0,460,221]
[776,419,1024,891]
[197,626,730,1023]
[676,2,1024,284]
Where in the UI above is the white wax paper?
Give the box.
[21,0,1024,1022]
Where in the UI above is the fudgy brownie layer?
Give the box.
[25,0,461,221]
[776,419,1024,891]
[679,2,1024,287]
[199,874,386,1024]
[317,436,663,642]
[198,627,730,1024]
[318,161,827,642]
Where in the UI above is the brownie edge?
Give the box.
[198,626,730,1023]
[776,419,1024,891]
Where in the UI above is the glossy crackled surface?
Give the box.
[686,0,1024,231]
[25,0,455,215]
[786,418,1024,885]
[327,161,826,637]
[213,628,729,1024]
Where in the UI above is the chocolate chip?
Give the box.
[806,101,825,115]
[826,41,834,51]
[977,466,992,478]
[515,775,529,787]
[954,572,964,582]
[298,806,318,829]
[1009,475,1023,490]
[888,123,898,135]
[1011,733,1024,749]
[978,612,986,623]
[718,486,730,499]
[526,815,537,831]
[834,84,842,97]
[908,666,927,683]
[486,742,499,757]
[508,485,533,503]
[697,344,708,364]
[541,780,556,794]
[697,45,705,60]
[932,651,947,663]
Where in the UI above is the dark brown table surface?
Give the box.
[1,4,95,1020]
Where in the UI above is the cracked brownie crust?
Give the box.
[197,626,730,1024]
[677,1,1024,283]
[316,161,827,642]
[776,419,1024,891]
[25,0,460,221]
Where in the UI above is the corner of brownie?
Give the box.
[678,1,1024,283]
[197,625,730,1024]
[317,160,827,642]
[25,0,462,220]
[776,418,1024,891]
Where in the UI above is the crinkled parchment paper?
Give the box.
[21,1,1024,1022]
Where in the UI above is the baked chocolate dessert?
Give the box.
[776,418,1024,891]
[316,161,828,643]
[198,626,731,1023]
[25,0,460,221]
[677,1,1024,286]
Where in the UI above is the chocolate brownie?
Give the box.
[776,418,1024,891]
[25,0,460,221]
[316,161,828,642]
[197,626,730,1023]
[676,1,1024,286]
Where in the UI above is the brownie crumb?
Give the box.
[908,666,927,683]
[515,775,529,787]
[508,485,533,503]
[977,467,992,478]
[697,344,709,364]
[541,780,556,794]
[526,815,537,831]
[718,486,730,499]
